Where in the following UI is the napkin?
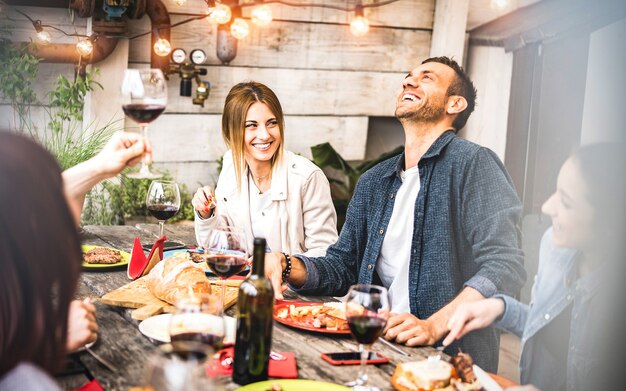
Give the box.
[207,347,297,379]
[72,379,104,391]
[127,236,165,280]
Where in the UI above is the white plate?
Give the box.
[139,313,236,345]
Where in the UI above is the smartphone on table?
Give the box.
[321,351,389,366]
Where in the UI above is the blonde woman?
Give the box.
[193,81,337,258]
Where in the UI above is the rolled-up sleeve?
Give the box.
[493,294,528,337]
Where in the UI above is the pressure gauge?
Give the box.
[171,48,187,64]
[190,49,207,65]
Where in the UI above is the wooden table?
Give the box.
[59,224,439,390]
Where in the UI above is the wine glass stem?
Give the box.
[220,279,226,312]
[158,220,165,238]
[140,124,150,171]
[357,343,368,385]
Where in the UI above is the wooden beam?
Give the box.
[429,0,469,63]
[127,15,431,73]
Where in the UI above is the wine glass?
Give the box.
[344,284,390,391]
[121,68,167,179]
[202,226,248,312]
[142,342,215,391]
[146,180,181,239]
[169,293,226,352]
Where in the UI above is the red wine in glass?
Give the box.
[122,103,166,125]
[205,254,248,279]
[147,204,179,221]
[347,315,387,345]
[171,331,224,351]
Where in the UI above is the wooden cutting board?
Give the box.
[101,277,241,320]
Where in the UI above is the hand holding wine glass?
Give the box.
[121,68,167,179]
[345,284,390,391]
[146,180,181,239]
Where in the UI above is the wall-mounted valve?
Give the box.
[168,48,211,107]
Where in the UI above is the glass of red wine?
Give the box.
[143,341,215,391]
[169,293,225,352]
[146,180,181,239]
[121,68,167,179]
[345,284,390,391]
[202,226,249,312]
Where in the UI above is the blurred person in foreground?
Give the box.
[444,143,626,391]
[0,131,149,390]
[193,81,337,256]
[263,57,526,371]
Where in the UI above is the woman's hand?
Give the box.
[66,299,99,352]
[192,186,216,219]
[442,298,505,346]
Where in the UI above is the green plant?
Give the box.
[47,70,102,134]
[0,40,39,131]
[311,142,404,230]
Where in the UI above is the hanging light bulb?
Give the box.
[251,4,273,27]
[36,30,51,45]
[230,18,250,40]
[350,5,369,37]
[208,3,232,24]
[174,0,187,5]
[153,37,172,56]
[76,38,93,57]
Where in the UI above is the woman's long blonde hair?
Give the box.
[222,81,285,189]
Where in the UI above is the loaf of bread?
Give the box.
[144,256,211,305]
[391,359,453,391]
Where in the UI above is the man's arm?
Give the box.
[384,287,484,345]
[63,132,150,224]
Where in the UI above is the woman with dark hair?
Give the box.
[443,143,626,391]
[0,131,149,390]
[193,81,338,258]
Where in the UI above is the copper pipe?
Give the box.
[25,36,119,64]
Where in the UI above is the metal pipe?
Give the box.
[26,35,119,64]
[145,0,171,74]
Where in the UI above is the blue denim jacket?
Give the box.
[293,131,526,371]
[495,228,607,390]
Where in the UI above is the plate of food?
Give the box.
[138,313,237,345]
[391,352,517,391]
[82,245,130,270]
[273,302,351,335]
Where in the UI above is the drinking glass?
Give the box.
[121,68,167,179]
[142,342,215,391]
[146,180,180,238]
[169,293,226,352]
[202,226,248,312]
[345,284,390,391]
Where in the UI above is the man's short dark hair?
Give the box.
[422,56,477,131]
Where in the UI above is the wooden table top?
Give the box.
[59,224,440,391]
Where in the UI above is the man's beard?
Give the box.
[395,96,446,123]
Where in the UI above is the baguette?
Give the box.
[145,256,211,305]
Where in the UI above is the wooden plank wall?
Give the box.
[3,1,435,189]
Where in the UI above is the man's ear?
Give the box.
[446,96,468,115]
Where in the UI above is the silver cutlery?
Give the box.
[85,346,117,372]
[377,337,411,357]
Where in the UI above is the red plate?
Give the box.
[273,301,351,335]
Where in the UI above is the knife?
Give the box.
[377,337,411,357]
[473,364,503,391]
[86,346,117,372]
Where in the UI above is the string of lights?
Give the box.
[4,0,402,58]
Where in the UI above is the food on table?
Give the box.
[144,255,211,305]
[391,353,485,391]
[188,250,204,263]
[83,247,122,264]
[275,302,349,331]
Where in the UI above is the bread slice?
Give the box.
[392,359,453,391]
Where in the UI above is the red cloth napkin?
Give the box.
[206,347,297,379]
[127,236,165,279]
[72,379,104,391]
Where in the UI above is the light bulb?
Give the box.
[174,0,187,5]
[230,18,249,40]
[350,15,370,36]
[491,0,510,9]
[36,30,52,45]
[251,4,272,27]
[153,38,172,56]
[208,3,232,25]
[76,38,93,57]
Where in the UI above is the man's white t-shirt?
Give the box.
[375,165,421,313]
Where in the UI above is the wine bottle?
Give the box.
[232,237,274,385]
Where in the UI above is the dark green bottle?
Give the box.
[232,237,274,385]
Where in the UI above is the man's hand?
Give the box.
[192,186,216,219]
[92,131,152,178]
[66,299,99,352]
[442,298,504,347]
[383,312,438,346]
[264,252,287,300]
